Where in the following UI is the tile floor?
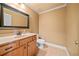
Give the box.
[37,45,67,56]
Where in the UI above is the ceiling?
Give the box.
[25,3,65,14]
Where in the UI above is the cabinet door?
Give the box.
[33,40,38,55]
[28,41,33,56]
[17,46,24,56]
[4,46,24,56]
[28,40,37,56]
[24,44,28,56]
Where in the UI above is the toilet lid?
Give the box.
[37,39,45,43]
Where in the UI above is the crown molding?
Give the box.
[24,4,39,14]
[39,4,67,15]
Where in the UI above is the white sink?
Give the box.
[0,35,17,39]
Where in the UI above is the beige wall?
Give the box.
[0,4,39,36]
[66,4,79,55]
[39,7,66,46]
[39,4,79,55]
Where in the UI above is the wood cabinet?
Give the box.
[15,46,24,56]
[28,39,38,56]
[0,35,38,56]
[4,46,24,56]
[28,41,34,56]
[23,44,28,56]
[0,41,19,56]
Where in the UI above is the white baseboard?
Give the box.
[45,42,70,56]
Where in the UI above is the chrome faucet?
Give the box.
[16,31,22,35]
[14,30,22,35]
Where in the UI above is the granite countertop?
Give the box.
[0,33,37,45]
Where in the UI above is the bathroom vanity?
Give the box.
[0,4,38,56]
[0,33,38,56]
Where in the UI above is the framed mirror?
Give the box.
[0,3,29,28]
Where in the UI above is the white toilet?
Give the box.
[37,39,45,49]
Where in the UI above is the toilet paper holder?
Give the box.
[74,40,79,47]
[74,40,79,45]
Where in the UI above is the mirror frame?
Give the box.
[0,3,29,28]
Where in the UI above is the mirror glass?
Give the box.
[1,4,29,28]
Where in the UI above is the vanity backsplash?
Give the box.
[0,29,30,37]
